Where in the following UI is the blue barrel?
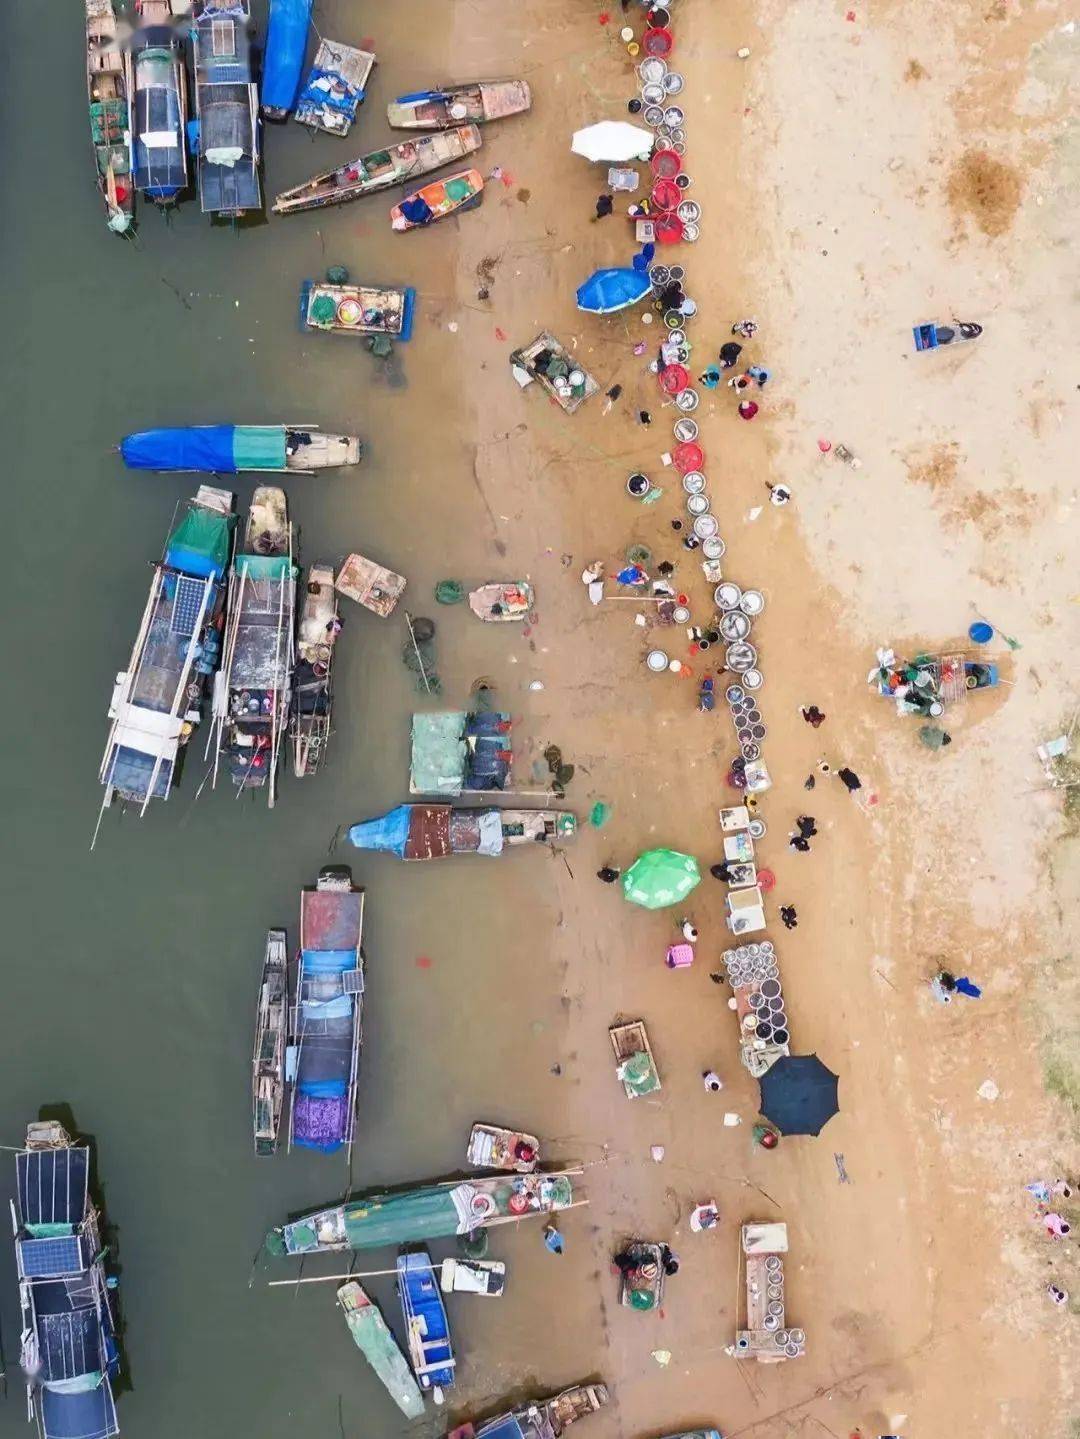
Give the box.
[968,621,993,644]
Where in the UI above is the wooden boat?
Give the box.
[296,37,377,136]
[335,552,406,616]
[268,1168,582,1256]
[86,0,134,232]
[191,0,262,218]
[97,484,234,832]
[610,1020,662,1098]
[391,169,484,231]
[448,1383,609,1439]
[253,928,288,1155]
[387,80,531,130]
[291,563,339,778]
[467,1122,540,1172]
[397,1250,455,1398]
[273,124,482,214]
[120,424,361,474]
[127,12,189,205]
[300,281,416,341]
[439,1257,506,1297]
[617,1239,665,1312]
[468,581,534,621]
[337,1281,425,1420]
[347,804,577,860]
[212,487,297,805]
[286,868,365,1158]
[510,332,600,415]
[15,1123,121,1439]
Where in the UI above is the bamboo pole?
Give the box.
[267,560,287,809]
[404,611,433,695]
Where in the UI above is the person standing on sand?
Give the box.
[837,766,862,794]
[748,364,772,386]
[680,919,698,942]
[1048,1283,1070,1306]
[796,815,818,838]
[780,905,798,930]
[801,704,826,727]
[727,371,753,392]
[738,399,759,421]
[767,482,791,506]
[789,834,811,853]
[732,319,758,339]
[593,193,613,220]
[597,865,621,883]
[719,341,743,368]
[702,1070,723,1092]
[710,861,734,881]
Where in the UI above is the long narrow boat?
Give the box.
[14,1122,121,1439]
[347,804,577,860]
[192,0,262,219]
[86,0,135,233]
[212,487,296,805]
[261,0,312,120]
[127,16,189,206]
[266,1168,580,1257]
[291,564,339,778]
[398,1250,455,1399]
[287,868,365,1157]
[120,424,361,474]
[97,484,234,831]
[337,1281,425,1420]
[387,80,531,130]
[273,125,482,215]
[448,1384,610,1439]
[253,928,288,1156]
[296,37,377,136]
[391,169,484,232]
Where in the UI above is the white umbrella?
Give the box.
[571,121,655,163]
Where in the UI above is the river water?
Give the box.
[0,3,580,1434]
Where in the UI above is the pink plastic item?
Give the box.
[666,944,695,969]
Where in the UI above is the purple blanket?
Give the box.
[293,1095,347,1145]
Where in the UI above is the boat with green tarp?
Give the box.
[337,1280,425,1419]
[267,1169,582,1257]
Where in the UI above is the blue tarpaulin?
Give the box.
[347,805,411,857]
[122,426,236,473]
[262,0,312,114]
[576,267,653,315]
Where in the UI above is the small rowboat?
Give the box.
[468,582,534,621]
[387,80,531,130]
[391,168,484,231]
[467,1122,540,1172]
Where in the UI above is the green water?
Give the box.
[0,4,569,1433]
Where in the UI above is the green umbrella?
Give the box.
[622,848,701,909]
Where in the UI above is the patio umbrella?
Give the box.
[758,1054,839,1136]
[571,121,655,163]
[622,848,700,909]
[576,267,653,315]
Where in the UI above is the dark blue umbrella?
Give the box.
[576,267,653,315]
[758,1054,839,1136]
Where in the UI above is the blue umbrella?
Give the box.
[758,1054,839,1136]
[576,267,653,315]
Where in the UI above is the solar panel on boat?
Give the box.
[170,575,207,636]
[17,1236,84,1279]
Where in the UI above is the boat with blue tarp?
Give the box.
[261,0,312,120]
[191,0,262,219]
[347,804,576,860]
[286,868,365,1157]
[398,1250,455,1399]
[127,16,188,206]
[267,1168,581,1256]
[120,424,361,474]
[212,487,296,805]
[97,484,234,830]
[15,1122,121,1439]
[296,37,377,136]
[337,1281,424,1420]
[447,1383,610,1439]
[387,80,531,130]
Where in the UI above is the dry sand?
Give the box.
[332,0,1080,1433]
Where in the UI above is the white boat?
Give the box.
[387,79,530,130]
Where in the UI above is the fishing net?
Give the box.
[326,264,349,284]
[309,294,337,325]
[402,638,441,695]
[435,579,465,605]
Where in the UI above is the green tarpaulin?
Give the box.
[167,506,232,572]
[410,712,467,794]
[238,554,295,581]
[234,426,288,471]
[343,1187,461,1251]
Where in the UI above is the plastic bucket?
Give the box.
[673,440,705,473]
[659,363,691,395]
[651,147,682,178]
[654,212,685,244]
[643,25,674,57]
[651,178,682,209]
[968,621,994,644]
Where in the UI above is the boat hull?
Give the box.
[338,1283,425,1419]
[387,80,531,130]
[273,124,481,214]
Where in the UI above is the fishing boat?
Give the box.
[335,552,407,617]
[398,1250,455,1399]
[468,581,534,621]
[347,804,577,860]
[120,424,361,474]
[300,280,416,342]
[391,169,484,231]
[267,1168,581,1256]
[14,1122,120,1439]
[510,332,600,415]
[387,80,531,130]
[127,15,188,206]
[273,125,482,214]
[212,487,296,805]
[336,1281,424,1420]
[261,0,312,120]
[252,928,288,1156]
[97,484,234,830]
[467,1122,540,1172]
[291,563,339,778]
[286,868,365,1157]
[86,0,135,233]
[447,1383,609,1439]
[191,0,262,219]
[296,37,377,136]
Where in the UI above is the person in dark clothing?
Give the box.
[789,835,811,853]
[682,534,700,550]
[639,410,652,426]
[710,861,734,881]
[606,383,623,401]
[804,773,816,790]
[657,560,675,577]
[613,1249,639,1276]
[597,866,621,883]
[837,766,862,793]
[660,1245,680,1276]
[780,905,798,930]
[800,704,826,727]
[796,815,817,838]
[719,341,743,368]
[594,193,614,220]
[708,972,725,985]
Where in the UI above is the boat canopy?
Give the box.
[122,425,290,474]
[164,501,233,579]
[41,1381,119,1439]
[17,1148,89,1232]
[262,0,312,114]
